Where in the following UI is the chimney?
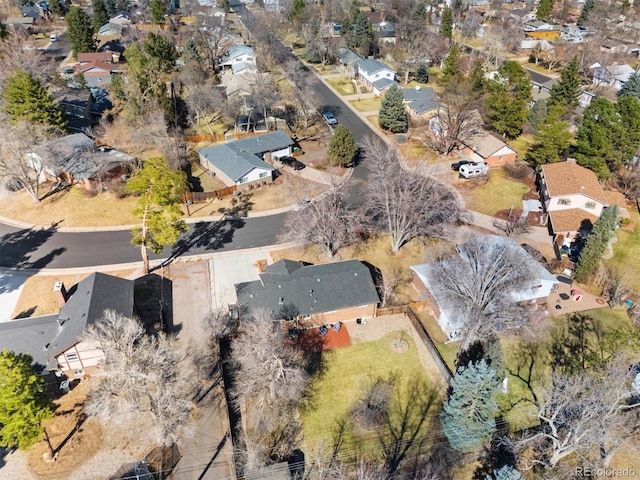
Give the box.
[53,281,67,307]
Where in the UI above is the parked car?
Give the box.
[459,162,489,179]
[323,112,338,125]
[278,156,295,165]
[451,160,470,171]
[291,159,306,170]
[50,34,58,42]
[63,68,75,75]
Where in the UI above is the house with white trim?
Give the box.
[219,44,257,71]
[197,131,293,189]
[356,58,397,96]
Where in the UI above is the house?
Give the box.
[338,48,362,77]
[402,86,439,119]
[56,87,112,131]
[356,58,397,96]
[25,133,135,190]
[600,39,629,54]
[197,131,294,189]
[97,22,124,38]
[219,44,256,70]
[578,90,597,108]
[235,259,380,324]
[589,63,637,91]
[523,20,561,39]
[539,160,608,243]
[377,22,397,45]
[0,273,134,375]
[7,16,35,28]
[531,77,557,105]
[411,236,558,337]
[77,51,116,65]
[460,130,517,167]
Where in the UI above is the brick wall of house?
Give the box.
[310,303,377,325]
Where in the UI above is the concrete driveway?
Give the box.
[0,270,30,322]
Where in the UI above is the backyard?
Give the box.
[606,211,640,291]
[300,331,440,453]
[460,168,531,216]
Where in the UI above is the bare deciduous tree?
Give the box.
[613,166,640,202]
[84,311,197,453]
[283,60,318,133]
[0,122,58,202]
[429,235,538,348]
[492,209,530,238]
[362,137,461,252]
[280,186,365,259]
[184,82,227,134]
[228,311,310,471]
[515,356,640,470]
[0,33,54,87]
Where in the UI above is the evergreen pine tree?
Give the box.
[416,64,429,83]
[378,84,408,133]
[150,0,167,26]
[0,350,52,450]
[536,0,554,20]
[486,465,524,480]
[578,0,594,25]
[328,125,358,166]
[91,0,110,32]
[441,44,461,86]
[1,70,67,131]
[439,7,453,39]
[116,0,130,11]
[66,6,96,57]
[548,56,581,108]
[288,0,305,21]
[574,206,619,282]
[440,360,499,453]
[49,0,69,16]
[528,98,548,130]
[412,2,427,24]
[485,62,532,139]
[575,98,622,178]
[349,12,375,57]
[470,60,485,93]
[183,38,201,63]
[619,72,640,100]
[104,0,117,16]
[525,105,572,169]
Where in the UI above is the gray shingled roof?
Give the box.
[358,58,395,76]
[338,48,362,66]
[402,87,439,115]
[372,78,396,91]
[198,131,292,182]
[235,259,380,319]
[0,273,134,371]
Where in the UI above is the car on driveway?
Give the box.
[63,68,75,75]
[323,112,338,125]
[451,160,470,171]
[291,159,305,170]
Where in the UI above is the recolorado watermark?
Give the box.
[574,467,637,477]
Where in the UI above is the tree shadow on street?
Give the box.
[0,222,66,293]
[156,195,254,269]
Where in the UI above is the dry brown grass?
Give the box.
[11,269,135,319]
[0,187,140,227]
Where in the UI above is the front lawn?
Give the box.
[325,77,355,96]
[606,212,640,291]
[399,144,439,163]
[301,333,439,451]
[349,97,381,112]
[466,168,530,216]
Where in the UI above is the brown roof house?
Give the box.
[539,160,608,244]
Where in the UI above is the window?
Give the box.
[259,172,269,179]
[238,176,249,184]
[585,201,596,209]
[65,352,78,362]
[558,198,571,206]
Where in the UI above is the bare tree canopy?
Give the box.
[83,310,196,448]
[515,355,640,470]
[362,137,461,252]
[280,185,365,259]
[429,235,538,348]
[228,312,310,470]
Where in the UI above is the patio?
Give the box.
[547,275,607,317]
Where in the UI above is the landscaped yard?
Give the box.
[507,133,535,159]
[188,164,227,192]
[300,333,439,451]
[606,212,640,291]
[349,97,381,112]
[464,168,530,216]
[325,77,355,96]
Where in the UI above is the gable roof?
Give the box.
[541,161,607,204]
[220,44,255,64]
[357,58,395,76]
[198,131,293,182]
[77,61,119,74]
[98,22,124,35]
[548,208,599,234]
[78,51,114,64]
[235,259,380,319]
[402,87,439,115]
[0,273,134,371]
[372,77,396,91]
[463,129,514,159]
[231,61,255,74]
[338,48,362,66]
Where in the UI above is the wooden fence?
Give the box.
[404,306,453,383]
[185,131,275,143]
[183,185,236,204]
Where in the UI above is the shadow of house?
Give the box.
[0,273,134,377]
[134,274,174,333]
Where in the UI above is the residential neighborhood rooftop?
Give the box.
[541,161,607,204]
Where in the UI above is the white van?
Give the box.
[459,162,489,179]
[50,34,58,42]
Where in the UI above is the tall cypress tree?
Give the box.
[439,7,453,39]
[378,84,408,133]
[66,6,96,57]
[548,56,581,108]
[440,360,498,453]
[574,206,619,282]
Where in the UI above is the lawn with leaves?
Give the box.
[349,97,382,112]
[466,168,530,216]
[325,77,355,96]
[300,333,439,452]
